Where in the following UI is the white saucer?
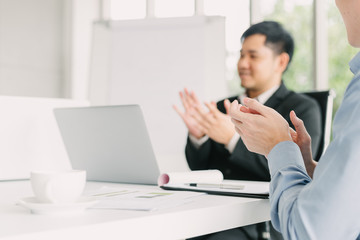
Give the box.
[17,197,98,215]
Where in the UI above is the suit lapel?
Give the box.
[264,81,292,109]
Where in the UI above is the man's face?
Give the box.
[237,34,283,96]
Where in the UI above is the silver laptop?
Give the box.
[53,105,160,185]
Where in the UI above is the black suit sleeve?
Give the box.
[185,137,213,170]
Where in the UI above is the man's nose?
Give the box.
[238,57,249,69]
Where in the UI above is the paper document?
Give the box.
[158,170,269,199]
[86,186,204,211]
[158,169,223,186]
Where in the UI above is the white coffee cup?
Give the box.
[30,170,86,204]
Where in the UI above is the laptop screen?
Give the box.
[54,104,160,185]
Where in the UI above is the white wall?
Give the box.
[0,0,100,99]
[0,0,64,97]
[0,96,89,180]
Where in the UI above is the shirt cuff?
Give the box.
[267,141,305,177]
[189,134,209,149]
[225,134,240,153]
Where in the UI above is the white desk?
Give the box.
[0,180,270,240]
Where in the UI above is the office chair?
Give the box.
[303,90,336,161]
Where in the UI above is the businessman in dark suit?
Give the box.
[173,21,322,240]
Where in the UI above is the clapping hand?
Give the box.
[173,88,235,145]
[289,111,317,178]
[229,98,292,156]
[173,88,205,139]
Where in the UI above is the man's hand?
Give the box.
[174,89,235,145]
[173,88,206,139]
[192,99,235,145]
[289,111,317,178]
[229,98,292,157]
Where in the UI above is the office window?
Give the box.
[257,0,314,92]
[110,0,146,20]
[154,0,194,18]
[203,0,250,94]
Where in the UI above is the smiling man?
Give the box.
[174,21,322,240]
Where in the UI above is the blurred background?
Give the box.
[0,0,355,171]
[0,0,355,111]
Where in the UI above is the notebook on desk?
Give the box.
[158,170,269,199]
[53,104,160,185]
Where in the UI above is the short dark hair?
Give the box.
[241,21,295,65]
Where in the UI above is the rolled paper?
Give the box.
[157,169,223,186]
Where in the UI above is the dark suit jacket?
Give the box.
[186,82,322,181]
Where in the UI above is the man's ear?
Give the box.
[278,52,290,73]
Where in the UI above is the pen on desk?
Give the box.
[188,183,245,190]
